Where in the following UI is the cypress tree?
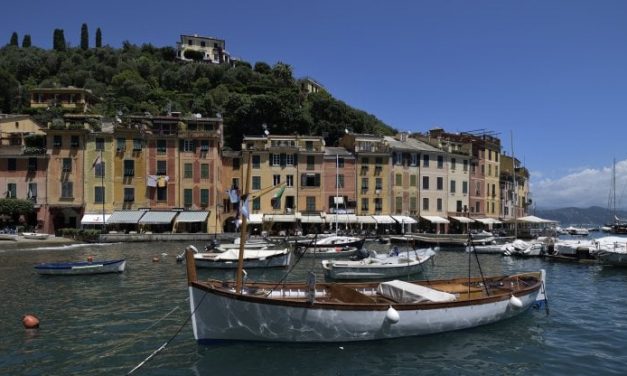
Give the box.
[80,23,89,50]
[53,29,66,51]
[95,27,102,48]
[22,34,31,48]
[9,32,18,46]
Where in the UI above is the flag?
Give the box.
[91,155,102,170]
[228,188,240,203]
[271,185,285,209]
[240,196,250,220]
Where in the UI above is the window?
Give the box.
[410,197,417,212]
[411,153,418,166]
[337,158,344,168]
[157,186,167,201]
[450,180,456,193]
[361,157,369,165]
[95,161,105,177]
[184,163,193,179]
[53,135,62,147]
[183,140,195,152]
[451,158,456,170]
[6,183,16,198]
[124,187,134,202]
[61,182,73,198]
[393,152,402,165]
[95,186,105,203]
[463,181,468,194]
[95,138,105,151]
[124,160,134,177]
[233,158,240,170]
[252,197,261,211]
[116,137,126,151]
[495,153,499,162]
[70,136,79,148]
[201,164,209,179]
[437,198,443,211]
[361,177,368,193]
[437,177,443,190]
[286,175,294,187]
[374,198,382,212]
[272,154,281,166]
[200,189,209,206]
[476,182,481,195]
[422,197,429,211]
[395,174,402,186]
[488,165,492,177]
[475,201,480,213]
[463,159,468,172]
[252,155,260,169]
[422,176,429,190]
[395,197,402,214]
[375,178,382,191]
[306,196,316,212]
[301,173,320,187]
[336,174,344,188]
[273,175,281,185]
[8,158,16,171]
[488,150,492,160]
[457,200,463,213]
[375,157,383,165]
[495,166,498,176]
[62,158,72,172]
[157,139,167,154]
[437,155,444,169]
[410,175,416,187]
[157,161,167,175]
[252,176,261,190]
[28,158,37,172]
[28,183,37,201]
[423,154,429,167]
[200,140,209,152]
[361,198,369,212]
[184,189,193,207]
[286,154,295,166]
[133,139,142,151]
[306,155,315,170]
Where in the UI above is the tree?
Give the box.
[53,29,66,51]
[22,34,31,48]
[9,32,18,46]
[80,23,89,50]
[95,27,102,48]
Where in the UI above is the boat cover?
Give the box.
[377,280,457,303]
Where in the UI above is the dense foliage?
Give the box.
[0,198,34,220]
[0,39,395,148]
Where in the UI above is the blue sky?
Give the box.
[3,0,627,209]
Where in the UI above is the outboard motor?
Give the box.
[350,247,370,261]
[205,238,220,252]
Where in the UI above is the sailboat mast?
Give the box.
[336,154,339,235]
[236,150,253,293]
[613,158,616,224]
[511,131,518,239]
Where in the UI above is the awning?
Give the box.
[474,218,502,225]
[328,214,358,223]
[80,213,111,225]
[175,211,209,223]
[372,215,396,224]
[356,215,377,224]
[450,216,475,224]
[264,214,297,222]
[392,215,418,224]
[139,211,177,225]
[421,215,450,224]
[516,215,557,224]
[107,210,146,224]
[248,214,263,224]
[299,215,325,223]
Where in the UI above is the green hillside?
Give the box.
[0,39,395,149]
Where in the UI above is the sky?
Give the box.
[3,0,627,209]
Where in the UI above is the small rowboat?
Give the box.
[34,259,126,275]
[22,232,50,240]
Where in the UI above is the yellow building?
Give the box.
[29,87,99,113]
[83,118,114,229]
[483,136,501,218]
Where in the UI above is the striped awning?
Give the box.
[420,215,450,224]
[392,215,418,224]
[107,210,146,224]
[139,211,177,225]
[450,216,475,223]
[175,211,209,223]
[356,216,377,224]
[80,213,111,225]
[372,215,396,224]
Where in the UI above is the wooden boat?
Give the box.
[0,233,18,241]
[193,247,292,269]
[34,259,126,275]
[293,235,365,249]
[185,247,547,343]
[22,232,50,240]
[321,248,436,280]
[295,245,359,258]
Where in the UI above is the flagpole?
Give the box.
[101,149,106,234]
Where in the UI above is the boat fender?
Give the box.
[386,306,400,324]
[152,257,160,263]
[22,314,40,329]
[509,295,523,309]
[87,256,93,262]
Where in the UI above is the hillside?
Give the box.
[0,42,396,149]
[535,206,627,226]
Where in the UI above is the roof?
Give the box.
[175,211,209,223]
[139,211,177,225]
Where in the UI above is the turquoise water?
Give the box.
[1,235,627,375]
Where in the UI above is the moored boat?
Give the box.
[193,247,292,269]
[34,259,126,275]
[22,232,50,240]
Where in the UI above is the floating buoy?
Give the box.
[386,306,400,323]
[152,257,160,263]
[509,295,523,308]
[87,256,94,262]
[22,314,40,329]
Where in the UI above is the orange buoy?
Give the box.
[87,256,94,262]
[152,257,160,263]
[22,314,40,329]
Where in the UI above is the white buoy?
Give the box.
[386,306,400,323]
[509,295,523,308]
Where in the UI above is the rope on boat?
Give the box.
[126,292,209,375]
[541,280,550,315]
[263,233,313,297]
[468,233,490,296]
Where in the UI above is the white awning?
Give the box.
[328,214,358,223]
[450,216,475,224]
[517,215,556,224]
[175,211,209,223]
[81,214,111,225]
[299,215,325,223]
[421,215,450,224]
[248,214,263,224]
[372,215,396,224]
[139,211,177,225]
[474,218,502,225]
[107,210,146,224]
[356,216,377,224]
[392,215,418,224]
[264,214,297,222]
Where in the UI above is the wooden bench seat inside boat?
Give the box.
[377,280,458,303]
[326,284,377,303]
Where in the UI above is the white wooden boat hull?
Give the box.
[597,250,627,266]
[321,250,435,280]
[35,260,126,275]
[194,249,292,269]
[22,232,50,240]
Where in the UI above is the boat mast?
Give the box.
[336,153,339,235]
[236,149,253,293]
[511,131,518,239]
